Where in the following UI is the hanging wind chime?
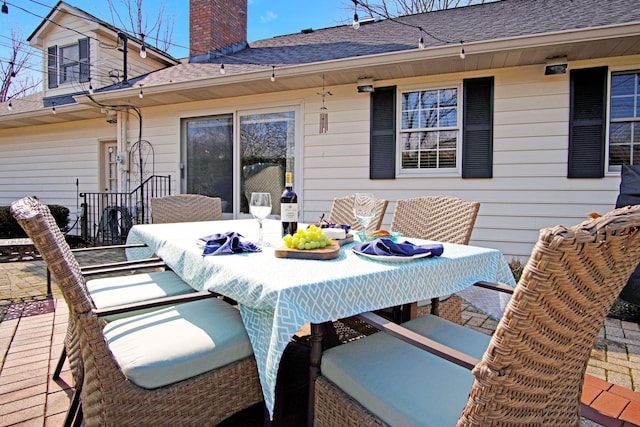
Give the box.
[318,75,332,134]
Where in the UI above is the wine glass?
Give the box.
[250,192,272,246]
[353,193,376,233]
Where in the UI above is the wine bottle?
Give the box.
[281,172,298,236]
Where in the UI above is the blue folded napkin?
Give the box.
[199,231,261,256]
[353,238,444,257]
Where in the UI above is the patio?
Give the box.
[1,255,640,426]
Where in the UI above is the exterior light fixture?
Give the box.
[356,77,375,93]
[544,56,568,75]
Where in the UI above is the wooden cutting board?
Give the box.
[274,240,341,260]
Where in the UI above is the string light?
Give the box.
[7,100,12,111]
[270,65,276,82]
[1,1,8,14]
[52,104,56,114]
[89,82,94,94]
[138,84,144,98]
[418,35,425,49]
[140,44,147,58]
[352,0,360,29]
[220,63,225,75]
[459,41,466,59]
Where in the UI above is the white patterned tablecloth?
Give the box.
[126,219,516,419]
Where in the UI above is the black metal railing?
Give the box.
[80,175,171,245]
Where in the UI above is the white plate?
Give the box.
[351,248,432,262]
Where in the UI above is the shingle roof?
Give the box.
[234,0,640,66]
[136,0,640,87]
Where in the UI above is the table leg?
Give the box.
[400,301,418,322]
[308,322,324,427]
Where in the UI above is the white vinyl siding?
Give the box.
[4,58,640,263]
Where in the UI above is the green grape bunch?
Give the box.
[283,225,333,250]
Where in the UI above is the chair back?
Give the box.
[11,197,93,386]
[244,164,283,215]
[150,194,222,224]
[391,196,480,244]
[11,197,93,315]
[458,205,640,426]
[328,195,388,231]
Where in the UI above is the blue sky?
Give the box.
[1,0,352,67]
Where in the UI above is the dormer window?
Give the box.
[47,38,90,89]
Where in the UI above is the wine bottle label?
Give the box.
[281,203,298,222]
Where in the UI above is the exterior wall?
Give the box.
[40,13,170,96]
[40,13,95,97]
[3,55,639,263]
[93,33,170,91]
[0,118,117,214]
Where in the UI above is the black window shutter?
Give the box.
[47,46,58,89]
[462,77,494,178]
[568,67,607,178]
[370,86,396,179]
[79,38,90,83]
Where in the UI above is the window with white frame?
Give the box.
[400,87,459,171]
[609,71,640,171]
[47,38,90,89]
[59,44,79,84]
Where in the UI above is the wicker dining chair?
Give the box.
[314,205,640,427]
[150,194,223,223]
[11,197,263,426]
[388,196,480,323]
[328,195,389,232]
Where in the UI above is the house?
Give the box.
[0,0,639,260]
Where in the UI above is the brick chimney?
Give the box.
[189,0,248,62]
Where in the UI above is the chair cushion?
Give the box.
[103,297,254,389]
[321,314,491,427]
[86,271,195,319]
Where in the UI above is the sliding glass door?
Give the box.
[182,107,297,217]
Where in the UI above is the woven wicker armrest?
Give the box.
[93,290,219,318]
[472,280,515,294]
[357,311,480,370]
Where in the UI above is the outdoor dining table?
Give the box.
[125,218,516,421]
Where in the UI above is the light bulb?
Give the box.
[139,89,143,98]
[220,63,225,75]
[418,36,425,49]
[140,45,147,58]
[7,100,12,111]
[459,41,466,59]
[52,106,56,114]
[89,84,94,94]
[352,13,360,29]
[270,66,276,82]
